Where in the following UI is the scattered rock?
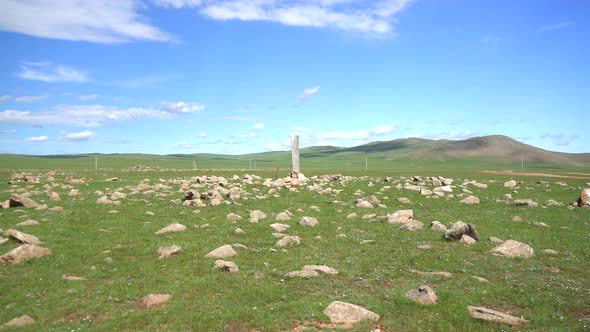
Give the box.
[1,315,35,328]
[15,219,39,227]
[512,215,522,222]
[489,237,504,244]
[62,275,87,281]
[460,195,480,205]
[406,285,438,305]
[48,192,61,201]
[472,276,490,283]
[400,220,424,231]
[4,229,40,244]
[490,240,534,258]
[467,306,529,326]
[276,236,301,248]
[387,209,413,224]
[275,211,291,221]
[270,223,290,232]
[324,301,380,325]
[136,294,172,309]
[157,245,181,259]
[576,188,590,207]
[154,223,187,234]
[545,199,563,207]
[9,194,40,208]
[145,211,155,216]
[299,216,319,227]
[286,265,339,277]
[409,269,452,278]
[226,213,241,221]
[214,260,239,273]
[460,234,477,245]
[443,221,479,241]
[397,197,411,204]
[249,210,267,223]
[356,200,373,208]
[504,180,517,188]
[430,221,447,232]
[234,227,245,234]
[514,199,538,207]
[0,244,52,263]
[542,249,558,255]
[205,244,237,258]
[417,244,432,250]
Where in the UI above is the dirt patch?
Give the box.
[481,170,590,179]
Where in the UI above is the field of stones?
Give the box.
[0,167,589,331]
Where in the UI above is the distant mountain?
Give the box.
[333,135,590,167]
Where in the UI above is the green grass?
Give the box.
[0,158,589,331]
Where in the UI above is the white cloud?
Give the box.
[419,131,479,140]
[176,140,196,149]
[0,105,172,127]
[298,86,320,100]
[0,0,173,43]
[234,133,257,138]
[61,130,95,142]
[252,123,265,130]
[197,131,208,137]
[79,94,100,101]
[0,129,16,134]
[155,0,203,8]
[189,0,414,36]
[25,135,48,142]
[313,125,396,140]
[163,101,205,113]
[15,94,48,103]
[0,95,11,103]
[537,21,574,33]
[18,62,88,83]
[541,133,578,146]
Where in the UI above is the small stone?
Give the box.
[154,223,186,234]
[324,301,380,325]
[460,195,480,205]
[2,315,35,328]
[48,192,61,201]
[489,237,504,244]
[406,285,438,305]
[467,306,529,326]
[397,197,411,204]
[400,220,424,231]
[460,234,476,245]
[286,265,338,277]
[472,276,490,283]
[137,294,172,309]
[542,249,558,255]
[270,223,290,232]
[276,236,301,248]
[4,229,40,244]
[0,244,52,263]
[62,275,87,281]
[504,180,517,188]
[490,240,534,258]
[15,219,39,227]
[226,213,241,221]
[356,200,373,208]
[157,245,181,259]
[249,210,267,223]
[145,211,155,216]
[275,211,291,221]
[299,216,319,227]
[205,244,237,258]
[512,215,522,222]
[234,227,245,234]
[430,221,447,232]
[346,213,357,219]
[514,199,538,207]
[409,269,452,278]
[417,244,432,250]
[214,260,239,273]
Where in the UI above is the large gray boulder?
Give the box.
[489,240,534,258]
[324,301,380,325]
[443,221,479,241]
[0,244,52,263]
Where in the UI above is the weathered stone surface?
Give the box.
[409,269,452,278]
[430,221,448,232]
[275,211,291,221]
[356,200,373,208]
[276,235,301,248]
[512,215,522,222]
[514,199,538,207]
[96,196,120,205]
[214,260,239,273]
[490,240,534,258]
[299,216,319,227]
[15,219,39,227]
[4,229,40,244]
[62,275,87,281]
[249,210,267,223]
[406,285,438,305]
[226,213,241,221]
[577,188,590,207]
[324,301,380,325]
[467,306,529,326]
[9,194,39,208]
[157,245,181,259]
[286,264,339,277]
[460,234,477,245]
[234,227,245,234]
[400,220,424,231]
[154,223,187,235]
[205,244,237,258]
[504,180,517,188]
[2,315,35,328]
[542,249,558,255]
[472,276,490,283]
[460,195,480,205]
[545,199,563,207]
[137,294,172,309]
[489,237,504,244]
[443,221,479,241]
[387,209,413,224]
[48,192,61,201]
[0,244,52,263]
[0,237,8,245]
[270,223,290,232]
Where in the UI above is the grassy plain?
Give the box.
[0,153,589,331]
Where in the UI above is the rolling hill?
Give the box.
[1,135,588,170]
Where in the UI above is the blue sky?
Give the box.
[0,0,588,155]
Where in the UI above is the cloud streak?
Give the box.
[0,0,173,43]
[25,135,49,142]
[17,62,88,83]
[298,86,320,100]
[61,130,95,142]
